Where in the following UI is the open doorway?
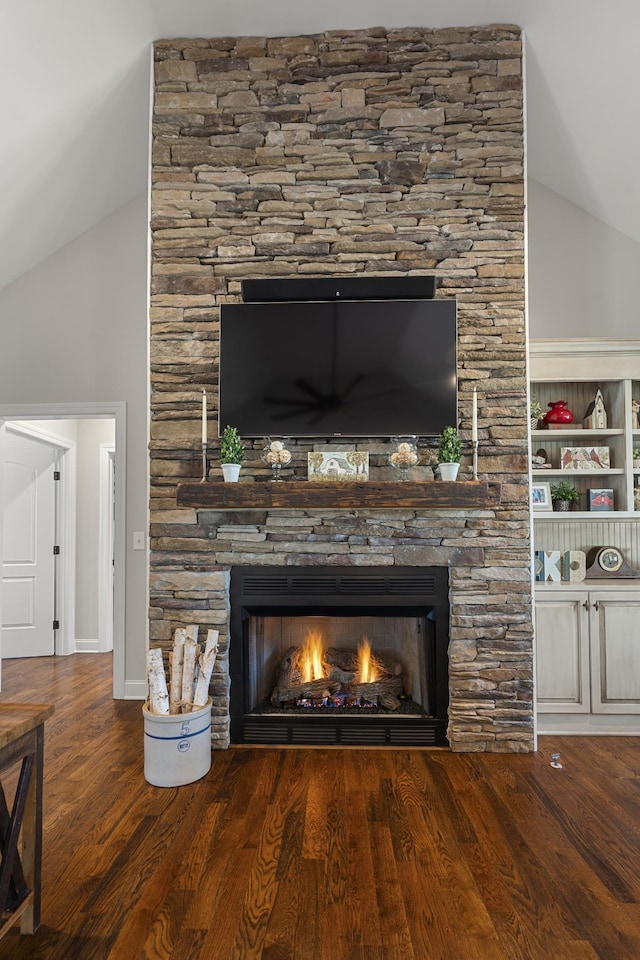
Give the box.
[0,402,126,697]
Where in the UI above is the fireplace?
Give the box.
[229,566,449,746]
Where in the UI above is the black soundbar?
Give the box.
[241,275,436,302]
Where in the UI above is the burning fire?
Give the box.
[300,629,326,682]
[299,630,381,686]
[357,637,380,684]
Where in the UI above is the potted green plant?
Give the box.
[437,426,462,481]
[219,425,245,482]
[530,398,542,431]
[550,480,580,512]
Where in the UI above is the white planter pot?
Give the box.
[221,463,241,482]
[438,462,460,481]
[143,698,212,787]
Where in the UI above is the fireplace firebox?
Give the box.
[229,566,449,746]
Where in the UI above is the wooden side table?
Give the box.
[0,703,54,939]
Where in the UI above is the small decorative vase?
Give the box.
[553,499,571,512]
[389,437,418,480]
[262,438,292,480]
[530,416,540,431]
[544,401,574,425]
[221,463,241,482]
[438,462,460,481]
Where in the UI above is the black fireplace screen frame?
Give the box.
[229,566,450,747]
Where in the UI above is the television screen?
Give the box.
[218,298,457,437]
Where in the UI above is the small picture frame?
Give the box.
[531,482,552,511]
[560,446,610,470]
[588,488,614,511]
[308,450,369,482]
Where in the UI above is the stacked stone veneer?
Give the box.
[149,24,533,752]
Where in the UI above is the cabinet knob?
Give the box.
[594,600,600,611]
[583,600,590,610]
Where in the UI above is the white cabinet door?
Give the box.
[590,593,640,714]
[535,593,590,712]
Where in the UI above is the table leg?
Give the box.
[19,725,44,933]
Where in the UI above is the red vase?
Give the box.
[544,401,574,425]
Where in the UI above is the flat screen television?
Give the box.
[218,297,457,437]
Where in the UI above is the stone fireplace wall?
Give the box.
[149,24,532,752]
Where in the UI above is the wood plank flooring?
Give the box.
[0,653,639,959]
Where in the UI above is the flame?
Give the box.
[300,629,326,682]
[358,637,380,684]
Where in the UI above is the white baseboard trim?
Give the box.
[75,639,100,654]
[124,681,147,700]
[537,713,640,735]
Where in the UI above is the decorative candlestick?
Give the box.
[201,389,207,443]
[201,390,208,482]
[201,443,208,482]
[472,388,479,480]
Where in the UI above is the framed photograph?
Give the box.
[560,446,610,470]
[588,488,614,511]
[308,450,369,482]
[531,482,552,511]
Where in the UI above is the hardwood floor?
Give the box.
[0,654,638,959]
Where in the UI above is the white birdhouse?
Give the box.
[583,389,607,430]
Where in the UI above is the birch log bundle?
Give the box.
[146,626,219,715]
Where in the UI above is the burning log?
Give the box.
[271,679,341,706]
[269,639,406,710]
[324,646,401,678]
[351,676,403,710]
[270,646,338,705]
[327,665,355,684]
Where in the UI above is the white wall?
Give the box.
[75,419,116,642]
[0,194,148,695]
[528,179,640,339]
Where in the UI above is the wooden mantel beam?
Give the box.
[176,480,501,511]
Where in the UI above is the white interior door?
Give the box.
[2,433,57,658]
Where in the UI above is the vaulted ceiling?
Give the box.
[1,0,637,291]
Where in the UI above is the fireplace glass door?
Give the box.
[248,612,432,716]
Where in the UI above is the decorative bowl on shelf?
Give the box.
[389,437,419,480]
[262,438,292,480]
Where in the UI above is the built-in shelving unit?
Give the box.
[530,340,640,519]
[530,340,640,732]
[176,480,502,511]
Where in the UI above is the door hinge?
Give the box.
[53,620,60,631]
[53,545,61,555]
[54,471,61,481]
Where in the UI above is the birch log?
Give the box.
[147,648,170,715]
[193,629,219,708]
[169,628,186,714]
[181,639,199,712]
